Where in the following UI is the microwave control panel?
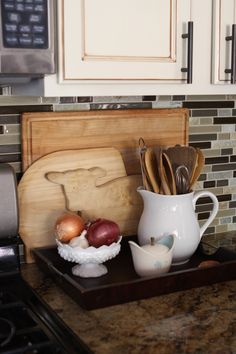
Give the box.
[1,0,49,49]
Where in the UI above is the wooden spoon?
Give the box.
[144,147,160,193]
[189,148,205,189]
[162,152,177,195]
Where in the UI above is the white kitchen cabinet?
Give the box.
[17,0,236,96]
[58,0,191,83]
[212,0,236,84]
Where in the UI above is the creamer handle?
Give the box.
[192,191,219,239]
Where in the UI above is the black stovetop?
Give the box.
[0,238,92,354]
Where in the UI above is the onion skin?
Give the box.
[86,218,120,248]
[55,213,85,243]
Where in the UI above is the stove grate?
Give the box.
[0,287,84,354]
[0,299,66,353]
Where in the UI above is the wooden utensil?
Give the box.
[18,148,143,263]
[162,152,177,195]
[158,151,171,195]
[144,147,160,193]
[141,152,153,191]
[138,138,153,191]
[189,148,205,189]
[165,145,197,178]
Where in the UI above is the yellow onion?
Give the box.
[55,213,85,243]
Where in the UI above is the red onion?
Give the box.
[86,218,120,248]
[55,213,85,243]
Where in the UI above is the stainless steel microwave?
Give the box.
[0,0,55,79]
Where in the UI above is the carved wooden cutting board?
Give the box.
[18,147,142,262]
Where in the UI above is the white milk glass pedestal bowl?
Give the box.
[56,237,122,278]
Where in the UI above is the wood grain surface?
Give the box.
[21,108,189,172]
[18,148,143,262]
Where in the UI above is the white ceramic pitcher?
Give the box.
[137,188,219,265]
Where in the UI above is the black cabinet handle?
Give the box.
[225,24,236,84]
[181,21,193,84]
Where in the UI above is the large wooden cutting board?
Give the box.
[18,147,143,263]
[20,108,189,262]
[21,108,189,172]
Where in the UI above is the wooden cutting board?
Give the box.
[21,108,189,172]
[18,147,143,263]
[20,108,189,262]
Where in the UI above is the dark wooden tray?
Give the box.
[32,237,236,310]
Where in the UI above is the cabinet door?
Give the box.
[58,0,191,83]
[212,0,236,84]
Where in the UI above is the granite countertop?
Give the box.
[21,261,236,354]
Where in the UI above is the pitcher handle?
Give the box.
[193,191,219,239]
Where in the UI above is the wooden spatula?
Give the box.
[158,151,171,195]
[165,145,197,179]
[140,150,153,191]
[162,152,177,195]
[144,147,160,193]
[189,148,205,189]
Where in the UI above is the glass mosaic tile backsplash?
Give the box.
[1,94,236,250]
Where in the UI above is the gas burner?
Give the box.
[0,317,15,348]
